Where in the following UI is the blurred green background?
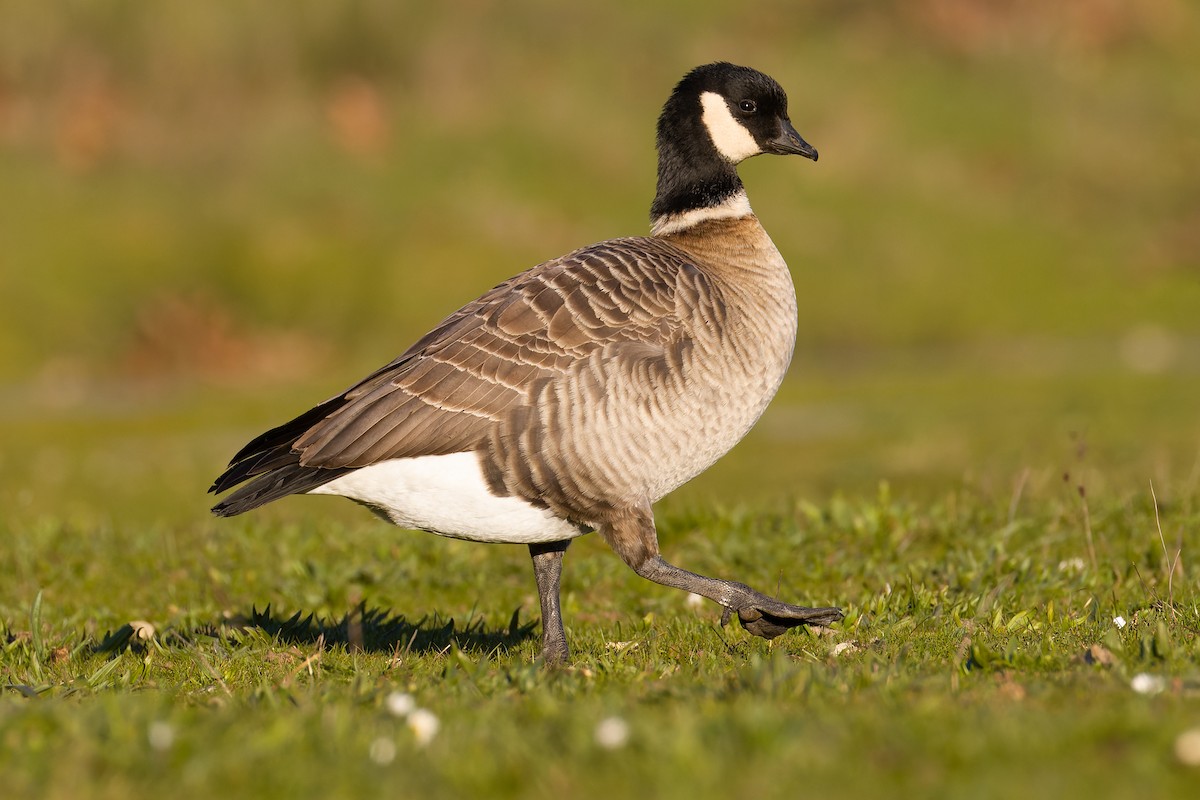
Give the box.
[2,0,1199,525]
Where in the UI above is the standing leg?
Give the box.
[529,540,571,664]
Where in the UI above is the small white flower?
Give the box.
[1113,616,1127,629]
[148,722,175,752]
[129,620,156,642]
[594,716,630,750]
[1057,558,1086,573]
[407,708,440,747]
[1174,728,1200,767]
[685,593,704,609]
[369,736,396,765]
[831,642,858,657]
[385,691,416,718]
[1130,673,1166,695]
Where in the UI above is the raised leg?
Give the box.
[599,504,843,638]
[528,540,571,664]
[635,555,843,636]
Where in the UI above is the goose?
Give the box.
[210,62,843,662]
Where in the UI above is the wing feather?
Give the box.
[210,236,711,513]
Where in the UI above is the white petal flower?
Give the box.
[1130,673,1166,695]
[1113,616,1127,629]
[407,708,440,747]
[148,722,175,752]
[1174,728,1200,767]
[369,737,396,765]
[385,691,416,718]
[594,716,630,750]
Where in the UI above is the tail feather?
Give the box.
[209,444,307,496]
[224,396,345,467]
[211,462,352,517]
[210,396,355,516]
[210,353,430,516]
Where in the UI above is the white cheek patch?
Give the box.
[700,91,761,164]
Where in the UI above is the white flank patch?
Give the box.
[309,451,586,544]
[651,190,753,236]
[700,91,761,164]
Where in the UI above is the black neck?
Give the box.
[650,157,743,221]
[649,101,744,222]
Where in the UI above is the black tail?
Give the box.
[209,395,352,516]
[211,462,352,517]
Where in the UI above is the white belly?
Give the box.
[308,451,587,544]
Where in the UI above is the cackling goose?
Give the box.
[211,62,844,662]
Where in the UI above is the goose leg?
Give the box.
[636,555,843,637]
[600,505,843,639]
[529,540,571,664]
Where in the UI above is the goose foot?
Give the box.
[720,595,844,639]
[634,555,842,639]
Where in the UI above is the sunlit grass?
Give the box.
[3,3,1200,798]
[3,486,1198,799]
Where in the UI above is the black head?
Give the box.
[651,63,816,224]
[659,62,817,166]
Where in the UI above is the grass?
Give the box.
[2,486,1198,799]
[3,2,1200,797]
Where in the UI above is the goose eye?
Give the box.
[738,100,757,114]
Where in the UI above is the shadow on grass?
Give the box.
[225,603,538,655]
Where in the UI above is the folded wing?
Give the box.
[209,238,705,516]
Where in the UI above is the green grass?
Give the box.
[3,2,1200,798]
[3,487,1198,799]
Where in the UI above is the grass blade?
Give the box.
[29,590,44,683]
